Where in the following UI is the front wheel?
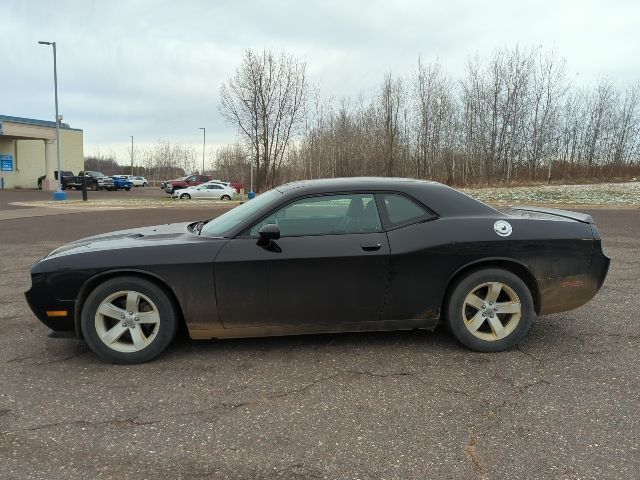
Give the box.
[446,268,534,352]
[81,276,178,364]
[143,182,147,187]
[125,187,131,191]
[180,193,191,199]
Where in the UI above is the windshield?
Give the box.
[201,189,282,237]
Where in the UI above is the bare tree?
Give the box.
[219,49,307,191]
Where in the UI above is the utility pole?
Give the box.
[38,40,66,200]
[199,127,206,174]
[130,136,134,176]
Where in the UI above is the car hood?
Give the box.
[43,222,198,259]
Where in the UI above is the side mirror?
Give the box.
[257,223,280,247]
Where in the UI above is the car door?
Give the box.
[214,193,391,328]
[190,185,208,199]
[208,184,224,199]
[184,175,198,187]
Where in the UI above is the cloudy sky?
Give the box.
[2,0,638,167]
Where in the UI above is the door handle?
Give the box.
[361,243,381,252]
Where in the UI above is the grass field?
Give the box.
[463,181,640,206]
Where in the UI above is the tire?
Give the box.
[90,183,98,191]
[143,183,147,187]
[37,181,42,190]
[221,195,231,201]
[180,193,191,199]
[81,276,178,364]
[445,268,534,352]
[125,187,131,191]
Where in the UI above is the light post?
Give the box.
[38,40,66,200]
[198,127,206,174]
[130,136,134,176]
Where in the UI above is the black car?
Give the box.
[25,178,610,364]
[37,170,73,190]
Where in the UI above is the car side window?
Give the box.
[187,176,197,182]
[380,193,434,227]
[249,193,382,237]
[208,185,223,189]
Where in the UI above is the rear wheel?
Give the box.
[180,193,191,199]
[90,183,98,191]
[125,187,131,191]
[143,182,147,187]
[221,194,231,200]
[37,180,42,190]
[446,268,534,352]
[81,277,178,364]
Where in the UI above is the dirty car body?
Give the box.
[25,178,609,362]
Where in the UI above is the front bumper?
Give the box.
[25,274,77,334]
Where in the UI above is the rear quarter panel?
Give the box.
[382,217,593,321]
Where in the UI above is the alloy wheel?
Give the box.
[94,290,161,353]
[461,282,521,341]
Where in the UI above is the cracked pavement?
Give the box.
[0,199,638,479]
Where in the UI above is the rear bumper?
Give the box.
[539,248,610,315]
[25,275,77,333]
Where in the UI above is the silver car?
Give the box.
[172,183,236,200]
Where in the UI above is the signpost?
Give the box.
[0,154,13,171]
[0,154,12,190]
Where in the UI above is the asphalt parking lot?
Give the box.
[0,190,638,479]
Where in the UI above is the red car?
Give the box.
[164,174,212,193]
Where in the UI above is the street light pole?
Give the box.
[199,127,205,174]
[38,40,65,200]
[130,136,134,176]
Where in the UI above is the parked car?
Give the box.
[37,170,74,190]
[66,171,115,191]
[25,178,610,364]
[130,176,148,187]
[164,174,212,193]
[172,183,236,200]
[229,182,244,193]
[111,176,133,191]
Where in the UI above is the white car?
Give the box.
[201,180,237,191]
[130,176,148,187]
[172,183,236,200]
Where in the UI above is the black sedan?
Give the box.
[25,178,610,363]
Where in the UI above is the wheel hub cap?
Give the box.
[461,281,522,341]
[94,290,160,353]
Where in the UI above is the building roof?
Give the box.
[0,114,81,131]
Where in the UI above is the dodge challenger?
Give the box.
[25,178,610,363]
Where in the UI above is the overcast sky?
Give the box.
[1,0,638,166]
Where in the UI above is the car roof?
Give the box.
[276,177,435,193]
[275,177,500,218]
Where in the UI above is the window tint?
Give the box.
[382,194,432,226]
[208,184,223,189]
[250,194,382,237]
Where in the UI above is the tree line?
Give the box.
[217,47,640,191]
[85,141,199,180]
